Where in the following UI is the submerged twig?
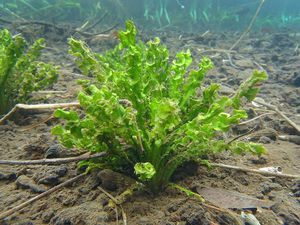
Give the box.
[0,152,106,165]
[227,125,257,145]
[202,203,243,225]
[253,100,300,134]
[0,174,85,220]
[238,112,274,125]
[210,163,300,179]
[33,90,67,94]
[0,102,80,125]
[83,11,108,32]
[98,187,127,225]
[19,114,54,131]
[230,0,265,50]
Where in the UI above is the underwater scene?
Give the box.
[0,0,299,224]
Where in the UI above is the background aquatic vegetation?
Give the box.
[0,0,103,22]
[52,21,267,192]
[0,29,58,115]
[1,0,299,30]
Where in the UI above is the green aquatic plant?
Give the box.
[0,29,58,115]
[52,20,267,192]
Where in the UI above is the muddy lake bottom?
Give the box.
[0,27,300,225]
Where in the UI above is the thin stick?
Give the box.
[238,112,274,125]
[223,52,239,68]
[230,0,265,50]
[201,30,210,37]
[59,69,86,77]
[210,163,300,179]
[0,152,106,166]
[0,174,85,220]
[98,187,127,225]
[83,11,108,32]
[253,100,300,134]
[97,23,119,35]
[33,90,67,94]
[0,102,80,125]
[19,115,54,131]
[197,48,236,54]
[227,125,257,145]
[202,203,243,225]
[17,20,65,32]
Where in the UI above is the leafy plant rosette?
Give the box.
[0,29,58,115]
[52,20,267,192]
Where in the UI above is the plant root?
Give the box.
[0,173,85,221]
[210,163,300,179]
[0,152,106,165]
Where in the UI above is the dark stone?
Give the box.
[38,174,60,186]
[78,187,89,195]
[291,179,300,193]
[272,200,300,225]
[179,204,210,225]
[54,218,73,225]
[98,169,135,192]
[53,166,68,177]
[227,77,240,86]
[0,171,17,181]
[278,122,298,135]
[258,136,272,144]
[286,135,300,145]
[292,72,300,87]
[85,169,102,190]
[250,156,268,165]
[16,175,46,193]
[17,222,34,225]
[42,210,55,223]
[256,193,265,199]
[293,191,300,197]
[168,200,185,213]
[260,181,283,195]
[45,144,61,158]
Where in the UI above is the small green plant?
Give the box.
[0,29,58,115]
[52,20,267,192]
